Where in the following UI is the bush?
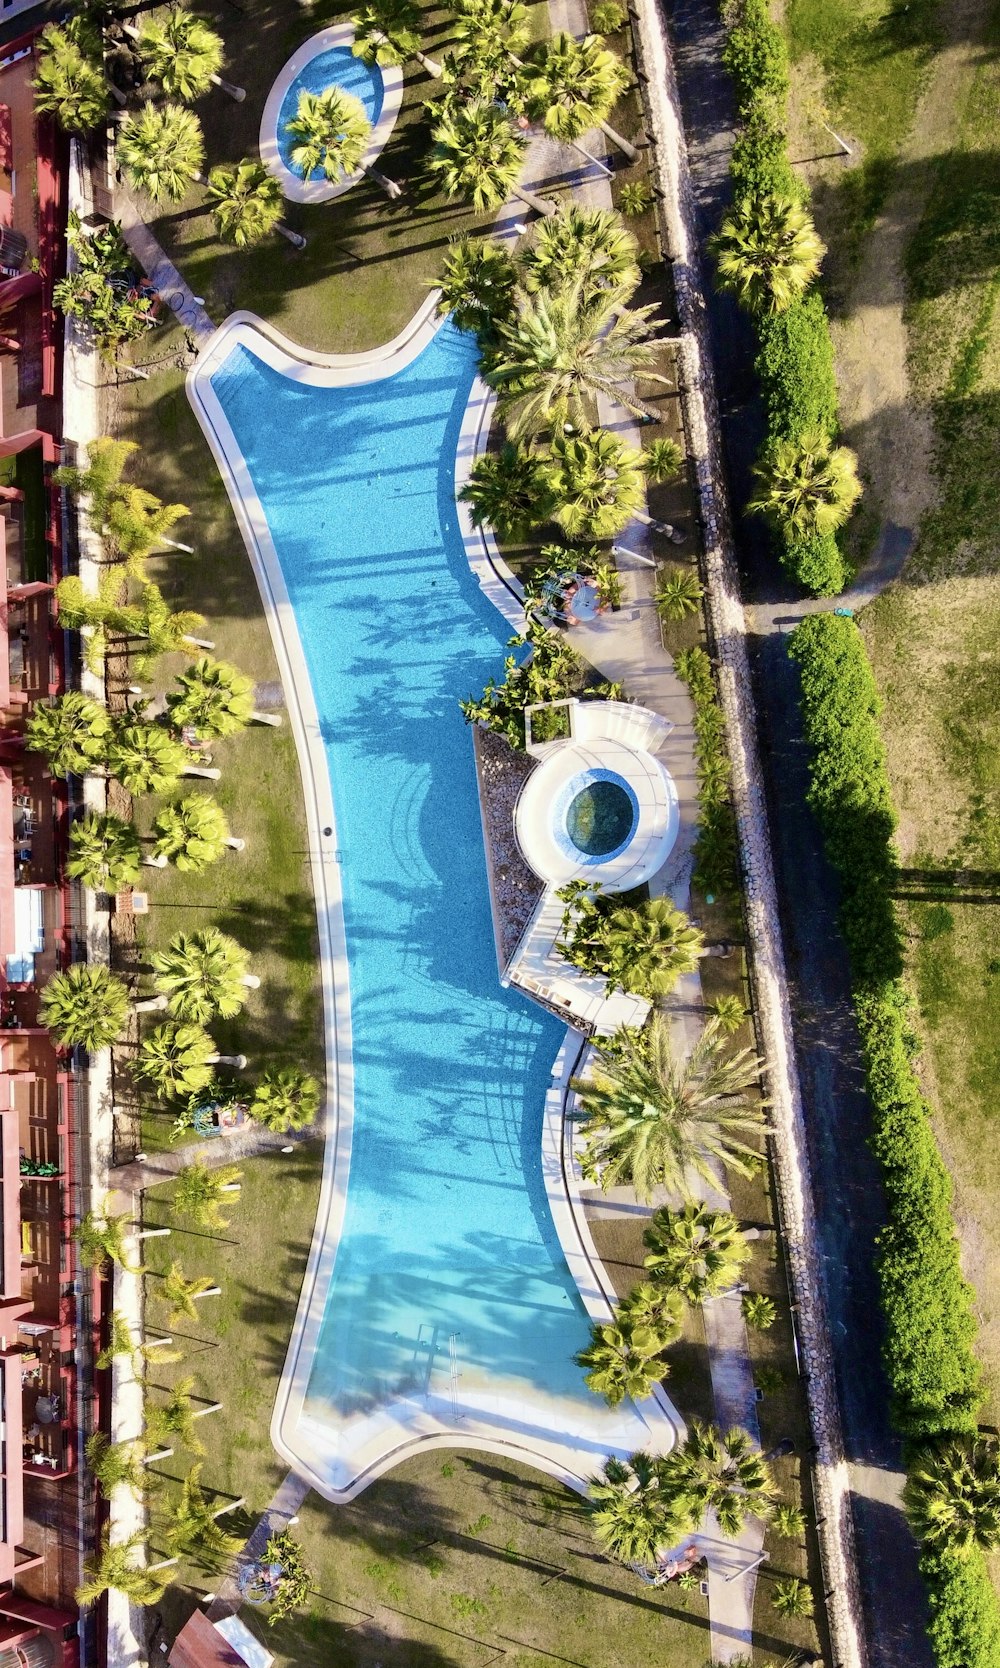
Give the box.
[730,113,799,199]
[776,527,846,594]
[674,647,739,896]
[921,1547,1000,1668]
[755,293,839,439]
[722,0,789,121]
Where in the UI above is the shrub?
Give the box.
[730,113,798,200]
[674,647,739,896]
[754,292,839,439]
[776,526,846,594]
[921,1547,1000,1668]
[742,1292,776,1330]
[722,0,789,122]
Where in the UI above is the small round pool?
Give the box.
[566,778,637,857]
[277,48,384,181]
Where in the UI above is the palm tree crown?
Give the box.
[488,275,666,438]
[904,1437,1000,1555]
[40,964,130,1052]
[643,1201,751,1303]
[151,928,253,1023]
[429,97,527,213]
[137,9,225,102]
[33,20,109,133]
[352,0,425,68]
[518,204,640,300]
[575,1310,675,1406]
[459,443,553,542]
[160,1263,218,1326]
[523,31,630,143]
[106,722,188,796]
[658,1420,777,1537]
[152,794,233,870]
[25,691,111,778]
[712,194,825,314]
[437,235,516,337]
[76,1209,143,1273]
[559,891,704,995]
[287,87,371,182]
[173,1159,242,1229]
[572,1014,767,1202]
[588,1453,681,1565]
[207,159,284,248]
[166,657,255,738]
[76,1530,171,1608]
[749,427,862,539]
[166,1463,242,1570]
[251,1067,322,1132]
[147,1375,206,1453]
[118,102,205,204]
[68,811,143,892]
[544,429,648,541]
[135,1022,217,1098]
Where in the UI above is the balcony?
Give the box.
[18,1329,69,1479]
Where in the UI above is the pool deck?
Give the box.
[186,298,684,1502]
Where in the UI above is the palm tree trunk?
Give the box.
[181,634,216,649]
[565,136,613,178]
[599,118,637,161]
[158,536,195,554]
[134,994,169,1014]
[276,222,307,250]
[181,764,222,781]
[224,836,246,852]
[207,1052,247,1069]
[634,509,685,543]
[240,974,261,989]
[415,49,441,77]
[210,72,246,101]
[249,710,283,726]
[513,184,557,218]
[362,164,403,201]
[142,852,169,868]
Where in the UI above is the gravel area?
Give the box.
[473,726,544,968]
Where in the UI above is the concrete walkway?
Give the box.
[107,1123,314,1199]
[205,1469,311,1622]
[119,194,215,343]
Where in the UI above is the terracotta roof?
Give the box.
[168,1611,249,1668]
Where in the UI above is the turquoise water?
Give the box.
[277,47,384,181]
[211,322,601,1421]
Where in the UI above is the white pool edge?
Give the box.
[259,23,403,206]
[186,300,682,1502]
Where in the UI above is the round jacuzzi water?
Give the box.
[565,777,637,858]
[276,47,384,180]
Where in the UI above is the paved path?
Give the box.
[107,1124,314,1198]
[205,1469,311,1622]
[665,2,932,1663]
[119,195,216,343]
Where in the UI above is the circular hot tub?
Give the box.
[515,738,679,892]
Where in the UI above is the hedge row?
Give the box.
[721,0,847,596]
[674,646,738,896]
[789,614,1000,1667]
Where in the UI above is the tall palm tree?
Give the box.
[159,1267,218,1327]
[25,692,111,778]
[172,1160,242,1230]
[437,235,516,336]
[207,160,287,248]
[118,103,205,205]
[560,892,704,996]
[40,964,130,1052]
[904,1437,1000,1555]
[251,1067,322,1133]
[32,19,110,134]
[67,811,142,892]
[618,1281,685,1342]
[488,276,667,436]
[351,0,441,79]
[523,31,636,160]
[135,1023,221,1099]
[429,97,554,218]
[106,722,190,796]
[86,1432,149,1498]
[103,485,189,576]
[165,657,258,738]
[129,584,212,668]
[749,428,862,539]
[287,87,401,199]
[459,444,553,541]
[572,1014,767,1202]
[76,1209,145,1273]
[711,194,825,315]
[136,8,244,102]
[151,928,256,1024]
[588,1453,678,1565]
[152,794,239,871]
[165,1463,242,1570]
[55,435,137,529]
[76,1529,172,1608]
[518,204,640,300]
[96,1308,181,1370]
[441,0,528,112]
[575,1314,674,1406]
[643,1202,751,1303]
[658,1421,777,1537]
[147,1375,206,1453]
[543,430,648,543]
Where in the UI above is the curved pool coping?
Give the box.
[186,297,682,1502]
[259,23,403,205]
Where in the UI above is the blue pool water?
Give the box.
[277,47,384,180]
[211,323,601,1420]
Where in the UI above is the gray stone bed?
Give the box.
[473,726,545,969]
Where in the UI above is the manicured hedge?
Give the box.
[674,646,738,896]
[789,614,998,1664]
[755,294,839,439]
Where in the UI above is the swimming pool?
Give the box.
[276,48,384,181]
[190,303,680,1497]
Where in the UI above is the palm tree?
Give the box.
[658,1421,777,1537]
[904,1437,1000,1555]
[67,811,142,892]
[165,1463,242,1570]
[441,0,528,113]
[152,794,240,871]
[159,1267,219,1327]
[97,1308,182,1371]
[488,277,667,437]
[251,1067,322,1132]
[437,235,516,336]
[165,657,258,738]
[543,430,647,541]
[147,1376,207,1453]
[136,8,244,102]
[429,97,554,218]
[618,1280,685,1342]
[40,964,130,1052]
[573,1014,767,1202]
[151,928,257,1024]
[77,1529,171,1608]
[459,444,553,541]
[130,584,213,669]
[749,428,862,539]
[106,723,190,796]
[75,1209,144,1274]
[207,160,288,248]
[172,1160,242,1230]
[351,0,441,78]
[32,19,110,133]
[656,568,703,621]
[518,204,640,300]
[25,692,111,778]
[643,1202,751,1303]
[644,437,684,484]
[118,103,205,205]
[287,86,401,199]
[86,1432,148,1498]
[104,485,189,576]
[135,1023,221,1099]
[588,1453,677,1564]
[523,32,636,160]
[711,194,825,315]
[561,893,704,996]
[575,1314,674,1406]
[55,435,136,528]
